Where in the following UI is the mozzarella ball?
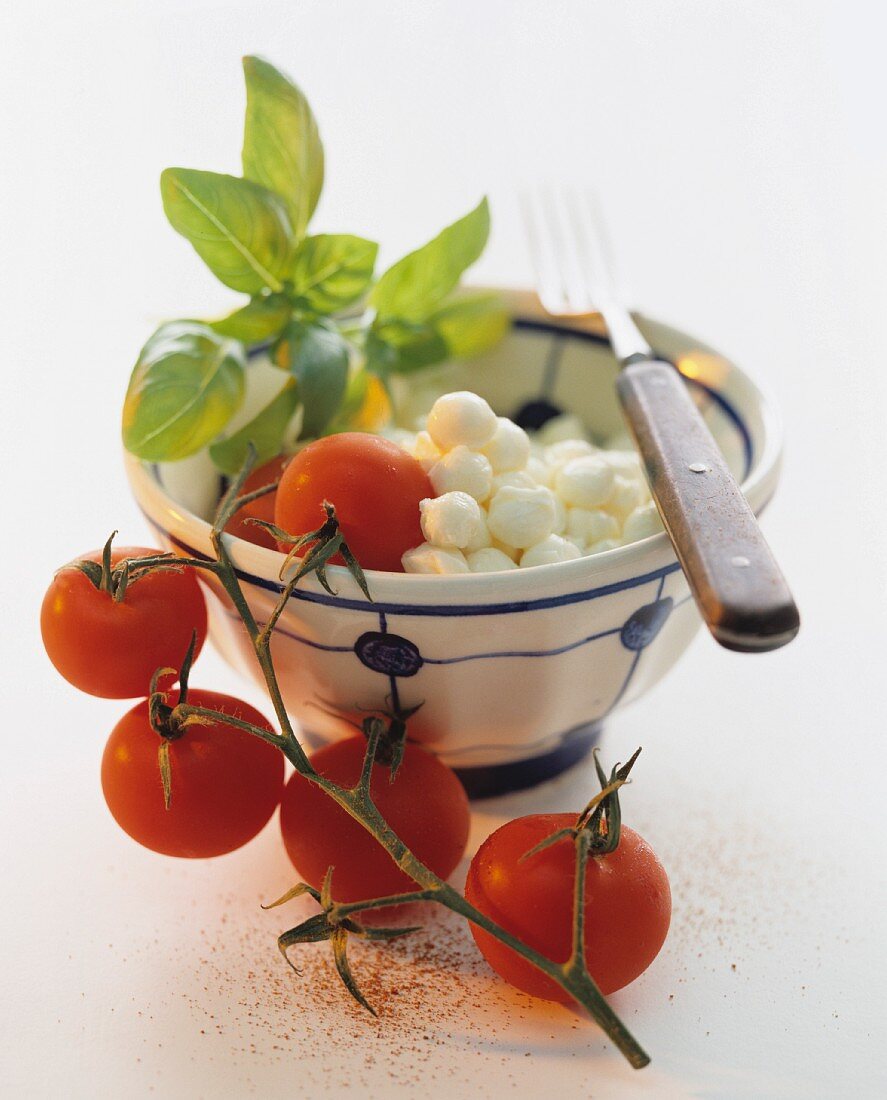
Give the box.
[536,413,589,446]
[490,537,520,562]
[427,391,497,451]
[567,507,620,545]
[487,485,558,549]
[585,537,621,556]
[608,475,645,519]
[419,492,485,550]
[544,438,596,471]
[520,534,583,569]
[622,501,664,543]
[409,430,442,472]
[463,508,492,552]
[401,543,470,574]
[552,494,567,535]
[481,417,531,473]
[491,470,536,494]
[525,455,553,487]
[606,449,644,478]
[555,455,616,508]
[429,446,494,502]
[466,547,519,573]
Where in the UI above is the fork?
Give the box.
[521,188,800,653]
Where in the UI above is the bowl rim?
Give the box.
[126,290,783,601]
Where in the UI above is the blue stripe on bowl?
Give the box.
[141,510,684,616]
[510,317,754,479]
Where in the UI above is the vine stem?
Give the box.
[167,452,650,1070]
[175,704,287,750]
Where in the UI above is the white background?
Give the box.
[2,2,886,1097]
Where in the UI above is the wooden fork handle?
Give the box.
[616,359,800,652]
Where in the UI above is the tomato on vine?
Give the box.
[274,433,432,572]
[102,688,284,858]
[465,751,670,1000]
[40,537,208,698]
[279,728,470,905]
[225,453,291,550]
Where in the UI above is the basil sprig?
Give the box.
[123,57,508,468]
[123,322,245,462]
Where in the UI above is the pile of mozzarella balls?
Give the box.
[387,391,663,574]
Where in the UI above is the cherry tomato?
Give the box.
[224,454,291,550]
[41,547,208,698]
[279,736,470,904]
[465,815,671,1000]
[273,433,432,572]
[102,689,284,858]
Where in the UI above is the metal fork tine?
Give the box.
[590,190,628,306]
[564,188,611,310]
[520,189,566,316]
[523,185,638,331]
[582,191,652,360]
[547,186,592,314]
[523,186,622,317]
[586,190,621,301]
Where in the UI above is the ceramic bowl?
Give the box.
[125,290,782,796]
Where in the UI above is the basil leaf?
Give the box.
[122,322,245,461]
[365,320,449,376]
[290,234,378,313]
[242,56,324,239]
[370,197,490,322]
[365,290,507,375]
[209,294,292,343]
[326,368,370,433]
[430,292,509,358]
[274,322,350,436]
[160,168,292,294]
[209,380,299,474]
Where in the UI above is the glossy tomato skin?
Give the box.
[465,815,671,1000]
[273,433,432,572]
[41,548,208,698]
[279,737,470,903]
[101,689,284,858]
[224,454,291,550]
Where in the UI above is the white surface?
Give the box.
[1,1,886,1097]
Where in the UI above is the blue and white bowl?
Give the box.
[125,290,782,797]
